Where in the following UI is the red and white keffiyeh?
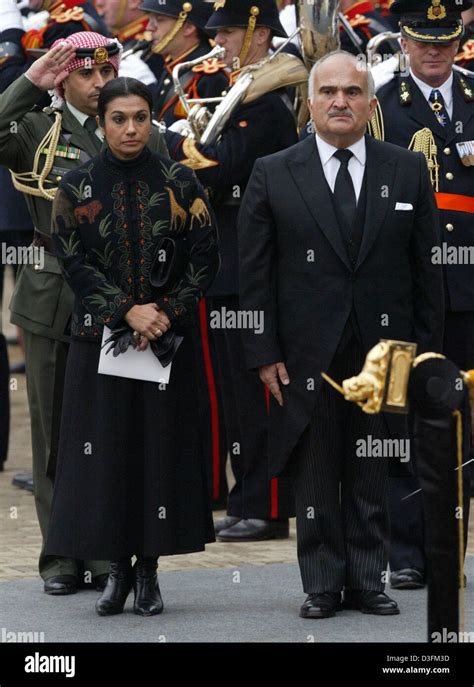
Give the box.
[50,31,122,105]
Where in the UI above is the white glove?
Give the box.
[119,54,157,86]
[23,9,49,31]
[0,0,24,32]
[168,118,190,134]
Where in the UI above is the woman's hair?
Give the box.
[97,77,153,126]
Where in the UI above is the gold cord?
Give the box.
[408,127,440,191]
[10,111,63,201]
[151,5,192,55]
[453,409,465,633]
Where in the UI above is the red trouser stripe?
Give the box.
[199,298,221,499]
[264,384,279,518]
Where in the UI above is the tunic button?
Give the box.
[446,223,454,232]
[34,263,41,271]
[445,172,454,180]
[160,90,165,95]
[164,78,170,85]
[221,91,227,96]
[56,176,62,182]
[443,147,451,155]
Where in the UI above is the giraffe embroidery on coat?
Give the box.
[189,197,212,229]
[165,186,187,233]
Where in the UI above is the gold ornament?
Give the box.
[93,47,109,64]
[427,0,447,21]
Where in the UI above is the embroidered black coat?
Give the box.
[52,146,219,340]
[45,146,220,559]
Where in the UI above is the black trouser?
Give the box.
[193,298,228,510]
[211,294,294,520]
[289,336,390,594]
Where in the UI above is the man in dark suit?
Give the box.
[238,49,444,618]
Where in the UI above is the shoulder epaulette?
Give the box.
[192,57,227,75]
[348,13,371,29]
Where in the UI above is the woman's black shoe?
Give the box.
[133,557,164,617]
[95,559,133,616]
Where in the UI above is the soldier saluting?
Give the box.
[0,31,167,596]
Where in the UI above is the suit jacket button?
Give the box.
[446,223,454,232]
[34,263,41,271]
[445,172,454,180]
[443,147,451,155]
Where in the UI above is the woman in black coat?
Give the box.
[45,77,219,617]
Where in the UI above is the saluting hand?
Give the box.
[25,42,76,92]
[259,362,290,407]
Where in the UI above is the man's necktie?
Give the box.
[84,116,102,152]
[333,148,357,234]
[429,89,450,127]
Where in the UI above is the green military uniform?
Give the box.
[0,72,168,582]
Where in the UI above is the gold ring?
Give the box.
[154,328,162,337]
[132,330,141,343]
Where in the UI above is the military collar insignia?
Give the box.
[458,76,474,102]
[427,1,447,21]
[213,0,226,9]
[399,80,412,105]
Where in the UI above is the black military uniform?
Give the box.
[341,0,397,55]
[114,14,164,83]
[140,0,230,126]
[376,0,474,590]
[165,0,298,540]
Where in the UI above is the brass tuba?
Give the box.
[296,0,340,70]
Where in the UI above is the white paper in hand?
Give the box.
[98,326,172,384]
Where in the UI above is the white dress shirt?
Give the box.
[315,133,366,202]
[66,102,104,142]
[410,69,454,119]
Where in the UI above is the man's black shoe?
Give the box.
[217,518,289,542]
[343,590,400,615]
[214,515,241,534]
[44,575,78,595]
[300,592,341,619]
[390,568,425,590]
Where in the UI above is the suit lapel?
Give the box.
[287,136,352,270]
[355,135,397,270]
[61,105,103,159]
